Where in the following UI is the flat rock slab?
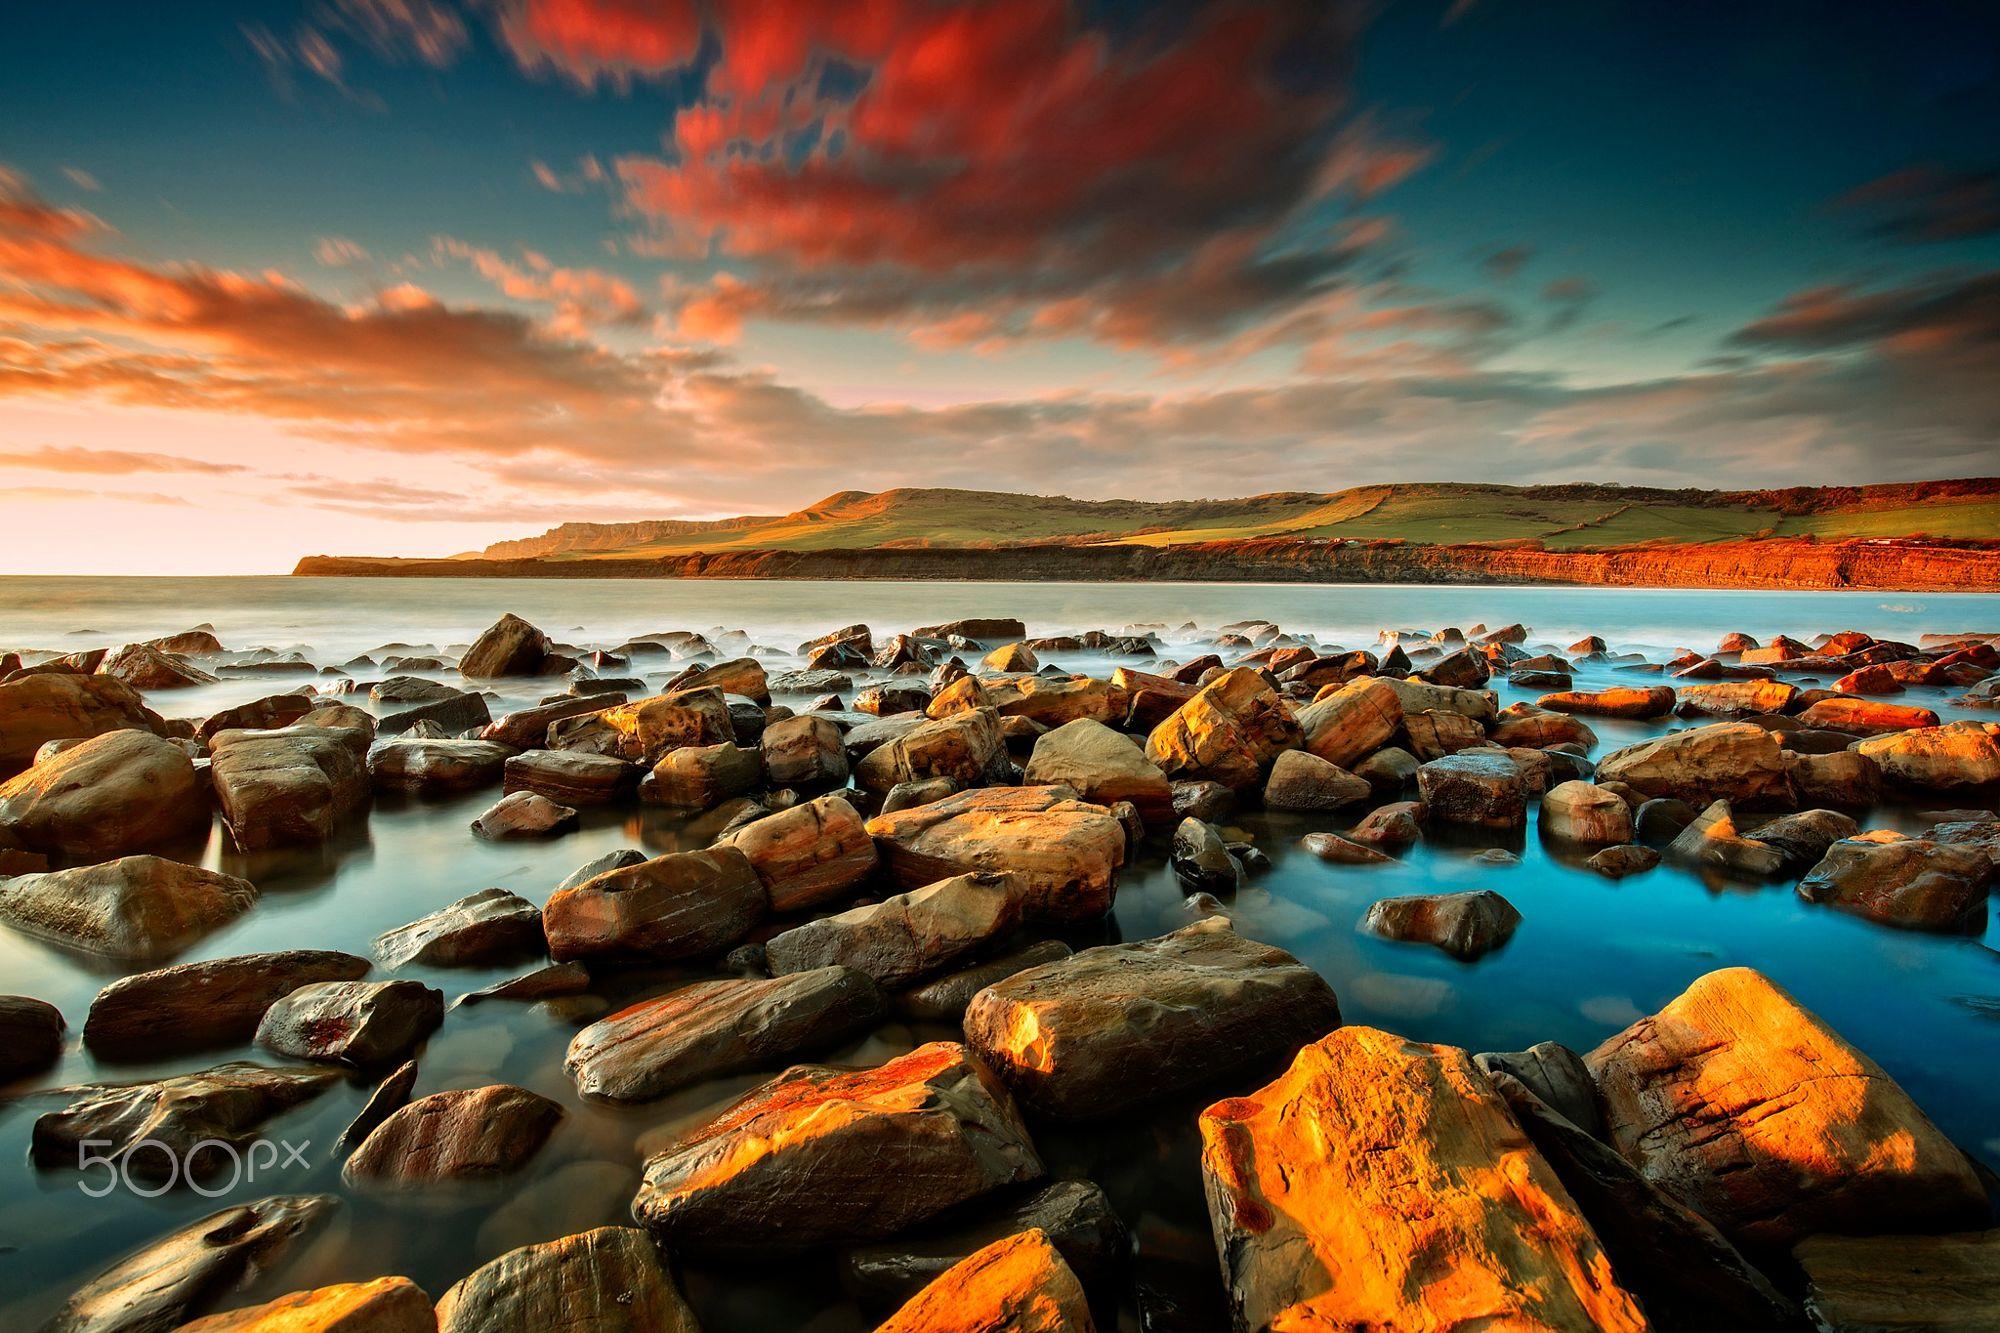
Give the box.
[1794,1229,2000,1333]
[256,979,444,1067]
[565,967,887,1103]
[179,1277,434,1332]
[375,888,545,968]
[632,1041,1043,1254]
[0,729,208,859]
[1536,686,1677,718]
[866,785,1126,925]
[0,855,258,965]
[764,872,1018,988]
[963,920,1341,1120]
[543,846,766,962]
[1585,966,1987,1246]
[435,1226,699,1333]
[84,949,371,1059]
[876,1229,1096,1333]
[455,961,592,1008]
[344,1084,562,1187]
[1361,889,1521,961]
[1199,1026,1645,1333]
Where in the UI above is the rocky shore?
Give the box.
[2,609,1999,1330]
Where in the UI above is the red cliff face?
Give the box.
[294,537,2000,592]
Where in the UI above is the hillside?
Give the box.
[466,479,2000,561]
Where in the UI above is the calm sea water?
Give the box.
[1,575,1997,1329]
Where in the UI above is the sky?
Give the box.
[1,0,1997,574]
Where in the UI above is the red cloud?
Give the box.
[498,0,703,89]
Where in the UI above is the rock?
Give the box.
[761,714,848,787]
[460,613,552,678]
[545,846,765,962]
[555,847,646,891]
[1170,778,1234,822]
[1376,675,1497,724]
[1634,795,1699,846]
[1797,835,1994,931]
[298,703,376,741]
[1536,686,1676,719]
[367,738,512,793]
[146,628,223,656]
[371,676,460,705]
[898,940,1074,1022]
[1588,844,1660,878]
[1490,708,1596,750]
[963,920,1339,1120]
[1259,749,1369,812]
[1169,818,1242,894]
[566,967,888,1103]
[1145,668,1302,790]
[0,729,207,859]
[178,1277,434,1332]
[1677,680,1800,716]
[765,873,1017,987]
[1539,780,1633,845]
[675,656,770,704]
[1797,697,1941,737]
[375,889,544,968]
[480,695,618,749]
[638,740,760,810]
[721,792,877,912]
[548,687,734,765]
[32,1062,338,1184]
[344,1084,562,1186]
[631,1041,1043,1253]
[1855,721,2000,789]
[1585,966,1986,1246]
[1024,719,1173,826]
[43,1194,338,1333]
[1745,807,1859,872]
[983,642,1040,673]
[858,681,935,717]
[1473,1041,1603,1136]
[867,786,1126,924]
[1597,721,1796,808]
[198,692,317,743]
[0,856,257,964]
[1292,677,1402,769]
[855,708,1011,793]
[256,979,443,1067]
[335,1057,418,1155]
[918,618,1026,641]
[1362,889,1521,960]
[1199,1026,1645,1333]
[0,993,66,1081]
[83,950,370,1059]
[874,1229,1096,1333]
[883,775,959,813]
[0,671,158,778]
[1667,799,1787,875]
[961,675,1126,729]
[1417,751,1526,830]
[1793,1230,2000,1333]
[378,689,493,737]
[455,961,591,1008]
[1790,748,1882,810]
[434,1227,697,1333]
[1349,800,1423,849]
[1300,830,1393,864]
[503,748,630,805]
[470,789,577,839]
[209,725,371,850]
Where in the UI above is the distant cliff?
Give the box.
[294,537,2000,592]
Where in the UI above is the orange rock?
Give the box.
[1294,676,1403,767]
[1199,1026,1646,1332]
[1677,680,1799,716]
[1797,697,1941,736]
[1585,967,1986,1246]
[978,674,1128,728]
[1146,667,1302,789]
[1023,718,1174,826]
[1536,686,1677,719]
[1856,721,2000,789]
[1793,1229,2000,1332]
[722,793,878,912]
[178,1277,433,1331]
[866,785,1125,924]
[1597,721,1796,808]
[856,707,1011,792]
[546,687,733,764]
[876,1229,1095,1333]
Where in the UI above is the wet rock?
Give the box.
[503,748,630,805]
[547,687,735,765]
[84,950,370,1059]
[178,1276,434,1332]
[1586,966,1986,1246]
[882,775,959,814]
[1790,748,1882,810]
[1351,744,1418,795]
[721,792,877,912]
[1598,721,1796,808]
[1024,718,1173,826]
[367,738,512,793]
[766,872,1018,987]
[1588,844,1661,878]
[460,613,552,678]
[555,847,646,892]
[1797,835,1993,931]
[1260,749,1369,812]
[1169,817,1242,894]
[867,785,1126,924]
[479,695,613,751]
[566,967,888,1103]
[1793,1230,2000,1333]
[855,707,1011,793]
[197,693,319,745]
[918,618,1026,641]
[378,689,493,737]
[5,729,208,862]
[632,1041,1043,1254]
[974,674,1128,729]
[1376,676,1498,724]
[1667,799,1786,875]
[43,1193,337,1333]
[209,725,371,850]
[761,714,848,787]
[674,656,770,705]
[298,703,376,741]
[1473,1041,1602,1137]
[1300,830,1393,864]
[455,961,591,1007]
[1744,807,1859,871]
[1797,696,1940,737]
[963,920,1340,1120]
[375,889,544,968]
[335,1058,418,1154]
[1539,780,1633,846]
[544,846,766,962]
[898,940,1074,1022]
[1855,720,2000,789]
[1677,680,1799,716]
[1536,686,1677,719]
[0,671,158,778]
[256,979,443,1067]
[637,740,759,810]
[1362,889,1520,960]
[32,1062,338,1185]
[1417,751,1526,830]
[1488,709,1594,754]
[344,1084,561,1186]
[0,855,257,964]
[983,642,1040,673]
[0,993,66,1081]
[370,676,460,706]
[470,789,577,839]
[1199,1026,1645,1333]
[1145,668,1302,790]
[1633,795,1699,846]
[1293,676,1402,769]
[875,1228,1096,1333]
[434,1226,698,1333]
[1349,800,1423,849]
[858,681,934,717]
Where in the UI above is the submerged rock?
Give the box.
[1539,780,1633,845]
[875,1229,1097,1333]
[256,979,443,1067]
[868,785,1125,925]
[0,856,257,964]
[344,1084,562,1186]
[1797,835,1993,931]
[1169,817,1242,895]
[1667,799,1786,875]
[0,729,207,859]
[1361,889,1521,960]
[434,1227,698,1333]
[84,950,371,1059]
[1587,844,1661,878]
[543,846,766,962]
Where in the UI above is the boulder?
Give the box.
[867,786,1125,924]
[1292,676,1402,769]
[761,714,849,787]
[1401,707,1488,761]
[544,846,765,962]
[503,748,630,805]
[1417,751,1527,830]
[371,676,460,705]
[1678,680,1799,716]
[1797,835,1993,931]
[631,1041,1043,1253]
[0,671,157,777]
[0,729,207,858]
[875,1229,1096,1333]
[1797,697,1941,737]
[0,993,66,1081]
[1667,799,1786,876]
[367,738,513,793]
[198,692,317,743]
[1349,800,1424,849]
[917,618,1026,640]
[479,695,616,749]
[1198,1026,1645,1333]
[565,967,888,1103]
[377,689,493,738]
[858,681,934,717]
[1473,1041,1603,1137]
[344,1084,562,1186]
[1145,668,1302,790]
[1793,1230,2000,1333]
[855,708,1011,793]
[765,873,1018,987]
[547,687,734,765]
[1169,817,1242,894]
[0,855,257,964]
[83,950,370,1059]
[1261,749,1369,812]
[470,789,577,839]
[674,656,769,704]
[1361,889,1521,960]
[434,1227,698,1333]
[898,940,1074,1023]
[1539,781,1633,845]
[209,725,371,849]
[375,889,544,968]
[179,1277,434,1333]
[721,792,878,912]
[256,979,443,1067]
[1536,686,1676,719]
[1597,721,1796,808]
[1855,721,2000,789]
[1634,796,1699,845]
[1375,676,1497,724]
[1588,845,1661,878]
[460,613,552,678]
[1745,808,1859,872]
[1024,719,1173,826]
[641,740,761,809]
[963,920,1340,1120]
[983,642,1039,673]
[1789,748,1882,809]
[1586,967,1986,1245]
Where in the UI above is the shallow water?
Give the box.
[1,576,1997,1329]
